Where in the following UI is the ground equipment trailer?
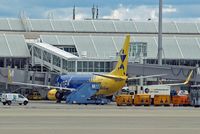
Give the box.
[115,95,133,106]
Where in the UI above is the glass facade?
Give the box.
[0,58,28,69]
[77,61,112,73]
[146,59,200,67]
[129,42,147,58]
[67,61,76,72]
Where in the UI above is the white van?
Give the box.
[1,93,28,105]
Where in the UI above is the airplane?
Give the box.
[47,35,131,101]
[6,35,172,102]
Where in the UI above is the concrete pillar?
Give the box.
[4,58,6,67]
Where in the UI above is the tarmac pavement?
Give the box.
[0,101,200,134]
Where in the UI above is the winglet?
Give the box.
[7,69,13,83]
[183,70,193,85]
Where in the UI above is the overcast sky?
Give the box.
[0,0,200,21]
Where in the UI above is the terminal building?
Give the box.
[0,18,200,94]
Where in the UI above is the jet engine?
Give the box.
[47,89,58,100]
[47,89,64,101]
[47,89,71,103]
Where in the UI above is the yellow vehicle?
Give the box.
[154,95,171,106]
[172,95,190,106]
[27,91,42,100]
[134,94,151,106]
[115,95,133,106]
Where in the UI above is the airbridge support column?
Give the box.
[41,49,44,72]
[60,57,63,74]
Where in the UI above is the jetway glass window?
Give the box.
[34,47,41,59]
[53,55,60,67]
[43,51,51,63]
[129,42,147,58]
[63,59,68,70]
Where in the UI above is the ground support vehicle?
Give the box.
[66,82,109,105]
[115,95,133,106]
[1,93,28,105]
[154,95,171,106]
[134,94,151,106]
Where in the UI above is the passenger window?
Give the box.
[18,95,24,98]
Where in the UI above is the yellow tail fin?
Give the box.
[109,35,130,76]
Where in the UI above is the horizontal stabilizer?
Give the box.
[94,73,126,81]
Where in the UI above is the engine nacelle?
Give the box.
[47,89,58,100]
[47,88,72,103]
[47,89,65,102]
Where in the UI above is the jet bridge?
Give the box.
[27,42,78,73]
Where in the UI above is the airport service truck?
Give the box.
[136,85,171,98]
[122,85,171,98]
[1,93,28,105]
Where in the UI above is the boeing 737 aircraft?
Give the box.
[47,35,131,100]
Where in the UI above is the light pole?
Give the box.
[158,0,163,65]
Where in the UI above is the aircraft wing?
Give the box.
[9,81,75,91]
[164,70,193,86]
[162,83,187,86]
[149,70,194,86]
[128,74,167,80]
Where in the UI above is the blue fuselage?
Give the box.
[56,73,126,96]
[56,74,93,89]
